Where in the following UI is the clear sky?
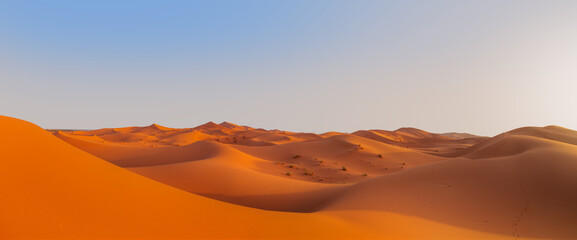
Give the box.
[1,0,576,136]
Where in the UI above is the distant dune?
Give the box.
[440,132,486,139]
[1,115,576,239]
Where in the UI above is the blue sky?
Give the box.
[1,0,576,136]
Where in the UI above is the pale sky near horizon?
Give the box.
[1,0,576,136]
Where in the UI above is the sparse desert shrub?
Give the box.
[304,169,314,176]
[293,154,301,159]
[362,173,368,177]
[402,162,406,165]
[378,154,383,158]
[341,166,347,171]
[288,164,294,168]
[286,172,292,176]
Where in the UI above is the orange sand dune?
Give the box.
[58,128,446,184]
[219,121,254,131]
[55,130,348,211]
[4,115,577,239]
[54,127,448,211]
[441,131,484,139]
[0,116,376,239]
[55,131,225,167]
[233,134,445,183]
[59,121,349,148]
[129,156,346,212]
[324,139,577,238]
[445,125,577,159]
[319,131,348,138]
[161,129,213,145]
[352,128,487,152]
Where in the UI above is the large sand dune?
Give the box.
[3,115,577,239]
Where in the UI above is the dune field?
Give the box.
[1,115,577,239]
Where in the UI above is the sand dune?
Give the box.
[160,129,213,145]
[2,115,576,239]
[352,128,486,151]
[324,139,577,238]
[443,125,577,159]
[129,157,346,212]
[56,121,355,148]
[441,131,485,139]
[0,116,378,239]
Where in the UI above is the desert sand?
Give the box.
[2,115,577,239]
